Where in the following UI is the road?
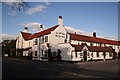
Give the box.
[2,57,120,79]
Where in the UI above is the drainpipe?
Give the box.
[71,53,72,61]
[39,37,40,60]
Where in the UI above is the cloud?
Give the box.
[65,26,92,36]
[101,36,118,41]
[1,0,22,2]
[26,5,47,15]
[0,34,17,42]
[19,22,45,31]
[44,0,50,5]
[8,10,16,16]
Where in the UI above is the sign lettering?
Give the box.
[55,32,65,38]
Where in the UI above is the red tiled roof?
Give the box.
[88,46,115,52]
[29,25,59,39]
[118,41,120,45]
[72,43,115,53]
[21,32,32,40]
[70,33,119,45]
[71,43,87,51]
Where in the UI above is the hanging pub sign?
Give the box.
[55,32,65,38]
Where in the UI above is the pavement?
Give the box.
[2,57,120,79]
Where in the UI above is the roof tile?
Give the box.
[21,32,32,40]
[29,25,59,39]
[72,43,115,53]
[70,33,119,45]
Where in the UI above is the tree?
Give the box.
[2,39,16,57]
[1,0,30,12]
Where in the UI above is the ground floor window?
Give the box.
[75,52,77,58]
[44,50,48,57]
[96,52,99,57]
[80,53,83,56]
[42,50,48,57]
[91,52,93,57]
[52,51,57,57]
[35,51,37,56]
[42,50,44,56]
[87,52,90,57]
[109,53,112,57]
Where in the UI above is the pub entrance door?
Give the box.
[83,51,87,61]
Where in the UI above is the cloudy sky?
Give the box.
[1,1,119,41]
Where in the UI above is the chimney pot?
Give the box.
[24,27,28,33]
[58,16,63,26]
[40,25,43,28]
[24,27,28,30]
[93,32,96,37]
[40,25,43,32]
[59,16,62,19]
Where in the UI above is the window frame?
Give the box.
[109,53,112,57]
[45,36,48,42]
[35,38,38,45]
[42,36,44,43]
[75,51,77,58]
[91,52,93,57]
[35,51,37,56]
[96,52,99,57]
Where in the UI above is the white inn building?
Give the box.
[16,16,120,61]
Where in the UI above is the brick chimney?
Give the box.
[93,32,96,37]
[58,16,63,26]
[24,27,28,33]
[40,25,44,32]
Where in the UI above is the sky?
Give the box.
[1,2,119,41]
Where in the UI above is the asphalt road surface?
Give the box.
[2,57,120,79]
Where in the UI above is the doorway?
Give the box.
[84,51,87,61]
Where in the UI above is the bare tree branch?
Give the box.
[2,0,30,12]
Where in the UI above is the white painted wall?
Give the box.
[70,40,91,46]
[49,25,67,44]
[58,43,73,61]
[16,33,31,49]
[23,51,29,56]
[16,33,23,49]
[31,38,40,60]
[16,32,33,56]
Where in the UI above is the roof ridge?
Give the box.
[20,31,32,40]
[28,25,59,39]
[20,31,32,35]
[36,25,59,34]
[69,33,92,38]
[69,33,118,42]
[69,33,119,45]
